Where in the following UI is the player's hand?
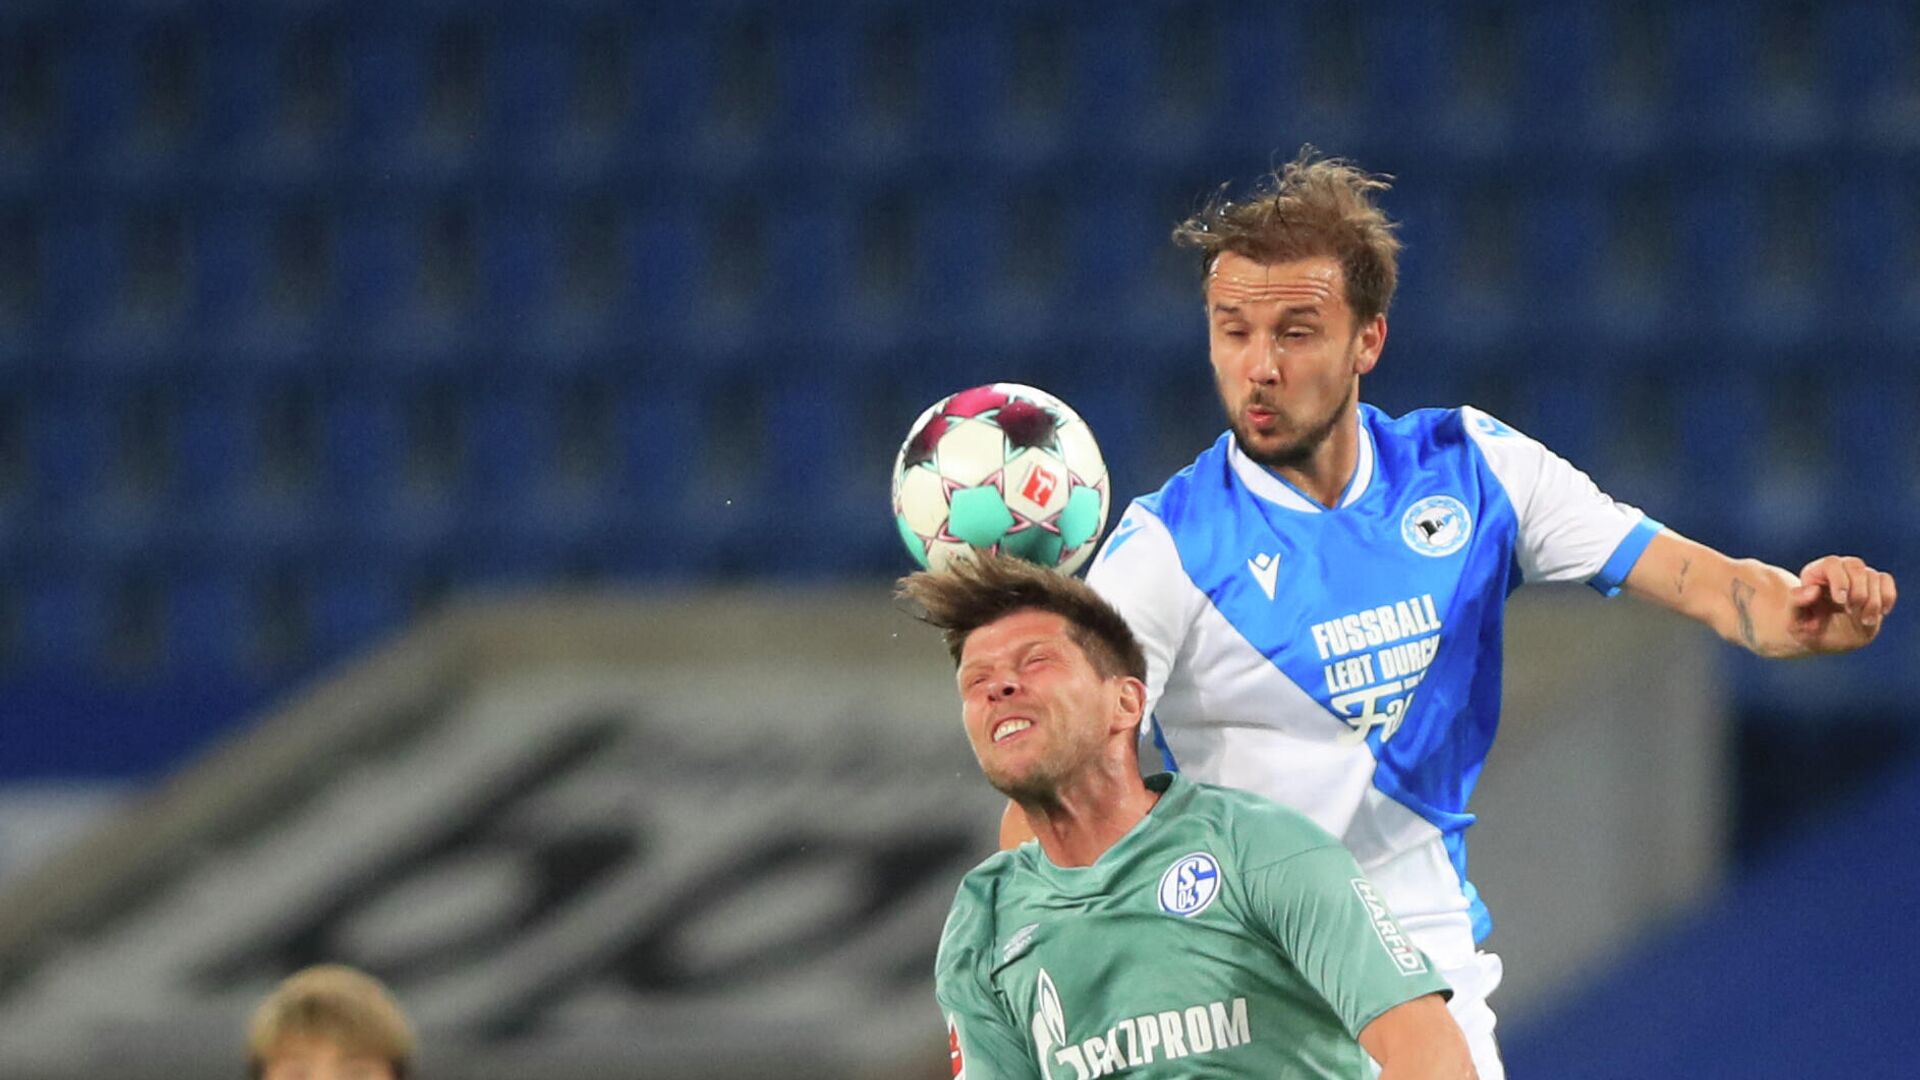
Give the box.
[1787,555,1896,653]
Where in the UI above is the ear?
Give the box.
[1112,676,1147,736]
[1353,313,1386,375]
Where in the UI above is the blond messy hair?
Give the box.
[247,964,415,1078]
[895,552,1146,682]
[1172,146,1403,322]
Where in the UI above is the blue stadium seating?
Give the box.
[1513,7,1605,161]
[2,1,1918,766]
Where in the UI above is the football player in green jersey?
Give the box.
[899,553,1474,1080]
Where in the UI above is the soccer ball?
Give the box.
[892,383,1110,574]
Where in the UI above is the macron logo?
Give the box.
[1247,552,1281,601]
[1100,517,1144,562]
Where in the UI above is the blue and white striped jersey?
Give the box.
[1086,403,1662,946]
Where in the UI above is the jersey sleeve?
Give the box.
[934,886,1043,1080]
[934,994,1041,1080]
[1085,502,1206,729]
[1240,844,1453,1039]
[1459,405,1663,596]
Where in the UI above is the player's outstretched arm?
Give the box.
[1358,993,1476,1080]
[1623,531,1898,657]
[1622,530,1896,658]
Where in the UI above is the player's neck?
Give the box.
[1020,769,1162,868]
[1269,406,1360,509]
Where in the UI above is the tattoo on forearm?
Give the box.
[1731,579,1758,648]
[1674,558,1691,596]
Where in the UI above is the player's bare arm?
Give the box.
[1622,530,1897,658]
[1357,992,1477,1080]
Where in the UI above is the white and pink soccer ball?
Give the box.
[891,383,1111,574]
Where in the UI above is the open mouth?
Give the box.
[992,718,1033,743]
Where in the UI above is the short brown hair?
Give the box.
[896,553,1146,682]
[1172,147,1402,323]
[247,964,415,1078]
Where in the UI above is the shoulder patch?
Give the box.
[1350,878,1430,975]
[945,1014,966,1077]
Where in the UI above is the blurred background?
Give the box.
[0,0,1916,1076]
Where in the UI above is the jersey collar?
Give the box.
[1019,774,1191,885]
[1227,410,1376,513]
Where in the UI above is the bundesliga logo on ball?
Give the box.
[892,383,1111,574]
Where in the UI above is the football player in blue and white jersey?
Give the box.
[1001,151,1897,1079]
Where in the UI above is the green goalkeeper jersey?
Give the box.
[936,773,1449,1079]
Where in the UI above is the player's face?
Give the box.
[259,1037,398,1080]
[1205,252,1384,469]
[955,609,1122,802]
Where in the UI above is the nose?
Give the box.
[989,677,1018,700]
[1249,333,1282,384]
